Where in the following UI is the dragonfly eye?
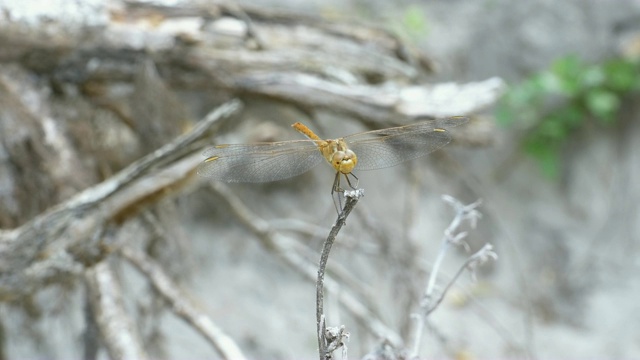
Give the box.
[332,151,345,164]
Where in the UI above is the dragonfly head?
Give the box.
[331,149,358,174]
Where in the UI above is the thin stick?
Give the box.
[208,183,402,346]
[0,100,242,297]
[121,246,247,360]
[411,196,485,357]
[68,99,242,209]
[85,261,149,360]
[316,189,364,360]
[425,244,497,317]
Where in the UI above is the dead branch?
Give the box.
[316,189,364,360]
[0,100,242,299]
[0,1,505,356]
[411,196,495,358]
[85,260,149,360]
[0,1,503,129]
[208,183,403,347]
[121,246,247,360]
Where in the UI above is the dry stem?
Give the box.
[316,189,364,360]
[121,246,247,360]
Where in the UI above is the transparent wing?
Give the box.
[345,116,468,171]
[197,140,325,183]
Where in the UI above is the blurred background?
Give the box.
[1,0,639,358]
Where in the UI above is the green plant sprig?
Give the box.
[496,54,640,177]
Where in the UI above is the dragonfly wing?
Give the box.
[346,116,467,171]
[197,141,325,183]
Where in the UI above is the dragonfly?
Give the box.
[198,116,468,208]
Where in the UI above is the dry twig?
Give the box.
[0,100,242,298]
[121,246,247,360]
[207,183,403,349]
[410,196,496,357]
[0,1,505,356]
[316,189,364,360]
[85,260,149,360]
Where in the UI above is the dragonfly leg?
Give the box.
[344,172,359,190]
[331,172,344,213]
[332,171,346,193]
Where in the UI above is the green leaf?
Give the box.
[538,71,563,93]
[403,5,428,34]
[581,66,606,88]
[493,53,637,177]
[537,115,567,139]
[551,55,584,95]
[603,58,639,92]
[495,101,514,127]
[585,89,620,122]
[537,150,560,178]
[524,139,560,178]
[509,77,545,107]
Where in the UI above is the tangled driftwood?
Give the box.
[0,1,503,358]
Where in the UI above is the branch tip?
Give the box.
[344,188,364,200]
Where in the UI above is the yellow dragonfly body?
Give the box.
[198,117,467,193]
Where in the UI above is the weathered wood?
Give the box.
[1,1,502,125]
[0,100,241,299]
[0,1,503,356]
[85,260,150,360]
